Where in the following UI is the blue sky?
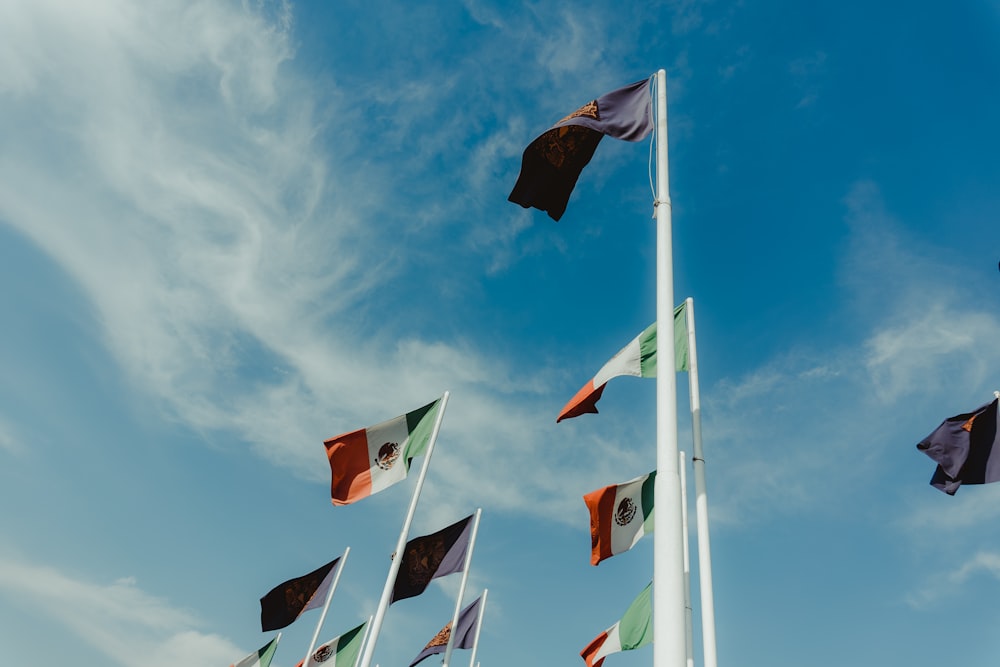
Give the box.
[2,1,1000,666]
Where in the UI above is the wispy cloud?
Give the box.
[0,555,239,667]
[789,50,827,108]
[701,181,1000,525]
[905,550,1000,608]
[4,1,996,542]
[0,412,24,453]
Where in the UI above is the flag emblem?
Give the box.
[508,78,652,221]
[375,441,401,470]
[313,646,333,663]
[558,100,599,124]
[615,498,637,527]
[391,514,474,603]
[405,538,448,581]
[426,623,451,648]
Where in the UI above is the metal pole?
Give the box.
[301,547,351,667]
[468,589,489,667]
[680,452,694,667]
[653,68,687,667]
[686,298,719,667]
[357,391,451,667]
[442,508,482,667]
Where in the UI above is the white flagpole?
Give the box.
[357,391,451,667]
[685,297,719,667]
[442,508,482,667]
[467,588,489,667]
[680,452,694,667]
[351,617,375,667]
[301,548,351,667]
[653,68,687,667]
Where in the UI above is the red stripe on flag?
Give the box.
[583,484,616,566]
[557,381,607,422]
[325,428,373,505]
[580,629,610,667]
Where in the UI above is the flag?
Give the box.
[408,596,483,667]
[232,637,280,667]
[508,78,653,221]
[580,583,652,667]
[917,398,1000,495]
[391,514,473,603]
[260,557,340,632]
[295,621,368,667]
[325,398,440,506]
[583,471,655,566]
[557,303,688,422]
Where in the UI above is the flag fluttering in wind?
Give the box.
[232,636,280,667]
[295,621,368,667]
[580,583,652,667]
[557,303,688,422]
[584,471,655,566]
[391,514,474,603]
[508,78,653,221]
[260,558,341,632]
[917,398,1000,495]
[325,399,441,506]
[408,595,483,667]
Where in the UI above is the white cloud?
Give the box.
[699,181,1000,525]
[0,413,22,453]
[905,550,1000,608]
[3,0,997,541]
[0,555,239,667]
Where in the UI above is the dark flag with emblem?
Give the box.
[260,557,341,632]
[917,398,1000,495]
[408,595,483,667]
[508,78,653,222]
[391,514,473,603]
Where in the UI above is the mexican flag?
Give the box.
[580,583,652,667]
[232,636,280,667]
[325,398,441,505]
[583,471,655,566]
[296,621,368,667]
[557,303,688,423]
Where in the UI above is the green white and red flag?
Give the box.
[580,583,652,667]
[557,304,688,422]
[295,621,368,667]
[231,636,280,667]
[325,398,441,505]
[583,471,655,566]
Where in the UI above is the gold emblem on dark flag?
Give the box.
[404,537,446,586]
[426,622,453,649]
[558,100,600,125]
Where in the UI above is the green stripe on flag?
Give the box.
[641,471,656,530]
[638,302,689,378]
[335,621,367,667]
[403,399,440,460]
[673,302,689,372]
[638,322,657,377]
[618,583,653,651]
